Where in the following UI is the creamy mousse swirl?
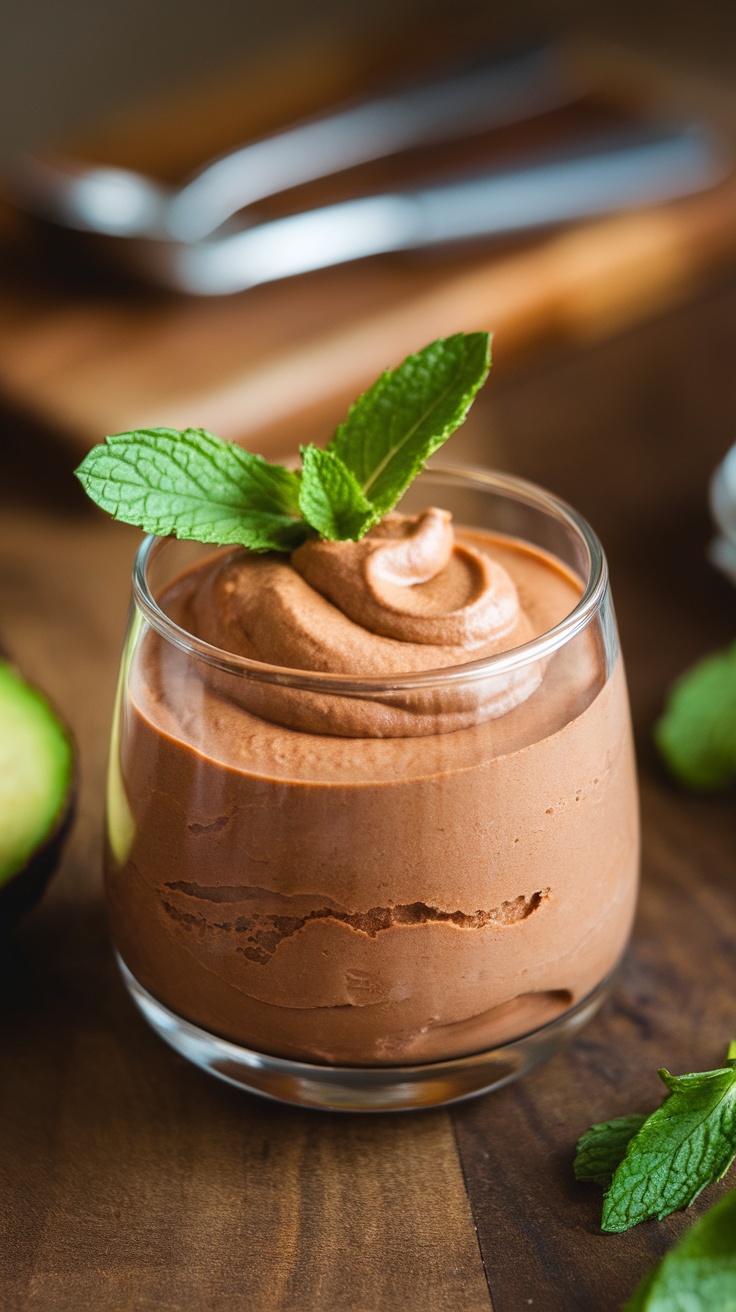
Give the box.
[174,509,545,737]
[293,508,522,649]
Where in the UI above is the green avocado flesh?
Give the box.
[0,661,73,887]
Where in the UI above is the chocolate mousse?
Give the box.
[106,509,639,1066]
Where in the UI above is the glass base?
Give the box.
[118,955,615,1112]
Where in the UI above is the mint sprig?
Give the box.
[75,333,491,551]
[624,1188,736,1311]
[656,641,736,791]
[75,427,309,552]
[575,1042,736,1233]
[329,332,490,518]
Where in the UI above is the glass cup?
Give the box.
[105,464,639,1111]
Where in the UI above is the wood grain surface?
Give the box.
[2,269,736,1310]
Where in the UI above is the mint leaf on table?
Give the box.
[655,641,736,790]
[75,427,309,552]
[329,332,491,518]
[574,1115,648,1187]
[624,1188,736,1311]
[575,1043,736,1233]
[603,1058,736,1232]
[298,445,374,541]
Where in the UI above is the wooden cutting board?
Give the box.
[2,29,736,459]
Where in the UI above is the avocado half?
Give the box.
[0,659,76,924]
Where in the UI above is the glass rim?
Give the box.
[131,462,608,694]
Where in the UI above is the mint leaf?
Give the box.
[576,1044,736,1233]
[655,641,736,791]
[75,428,309,552]
[74,335,493,550]
[602,1058,736,1232]
[298,445,374,541]
[329,332,490,518]
[623,1189,736,1311]
[574,1115,648,1187]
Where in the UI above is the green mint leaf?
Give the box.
[574,1115,648,1187]
[601,1048,736,1232]
[75,428,309,552]
[328,332,491,518]
[75,335,495,550]
[655,641,736,791]
[623,1189,736,1311]
[298,445,374,541]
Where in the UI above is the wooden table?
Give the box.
[2,272,736,1311]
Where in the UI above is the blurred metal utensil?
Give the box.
[12,46,575,243]
[123,124,728,295]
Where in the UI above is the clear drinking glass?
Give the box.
[105,464,639,1111]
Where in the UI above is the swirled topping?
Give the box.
[292,509,521,648]
[176,510,546,737]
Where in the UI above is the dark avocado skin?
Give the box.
[0,656,77,929]
[0,785,76,926]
